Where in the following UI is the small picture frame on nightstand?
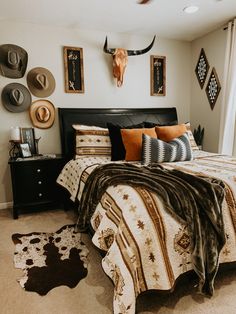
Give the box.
[20,127,36,155]
[19,143,32,158]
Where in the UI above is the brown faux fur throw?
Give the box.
[77,162,226,296]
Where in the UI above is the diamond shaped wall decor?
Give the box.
[195,48,209,89]
[205,67,221,110]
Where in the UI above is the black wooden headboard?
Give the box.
[58,107,178,161]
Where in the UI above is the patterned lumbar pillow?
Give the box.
[72,124,111,158]
[142,132,193,164]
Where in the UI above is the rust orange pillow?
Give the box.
[121,128,157,161]
[155,124,187,142]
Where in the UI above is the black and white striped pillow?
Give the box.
[142,132,193,164]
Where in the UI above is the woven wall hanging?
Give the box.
[195,48,209,89]
[205,67,221,110]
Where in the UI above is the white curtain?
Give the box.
[218,18,236,155]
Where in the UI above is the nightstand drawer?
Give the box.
[12,161,60,178]
[13,179,58,204]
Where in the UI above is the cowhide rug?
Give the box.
[12,224,89,295]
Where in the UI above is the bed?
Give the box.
[57,107,236,314]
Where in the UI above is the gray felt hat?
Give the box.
[2,83,32,113]
[0,44,28,78]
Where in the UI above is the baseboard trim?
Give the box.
[0,202,13,210]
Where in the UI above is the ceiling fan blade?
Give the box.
[138,0,151,4]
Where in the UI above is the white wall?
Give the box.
[0,20,191,205]
[191,27,227,152]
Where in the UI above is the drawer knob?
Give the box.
[37,169,41,173]
[38,181,42,185]
[38,193,43,197]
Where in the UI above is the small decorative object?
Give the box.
[34,137,41,155]
[9,140,21,158]
[20,127,36,155]
[19,143,32,158]
[205,67,221,110]
[1,83,32,113]
[103,36,156,87]
[27,67,56,97]
[63,46,84,93]
[195,48,209,89]
[150,55,166,96]
[29,99,55,129]
[0,44,28,78]
[193,125,204,149]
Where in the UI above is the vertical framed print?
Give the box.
[150,55,166,96]
[63,46,85,93]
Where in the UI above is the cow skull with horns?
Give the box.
[103,36,156,87]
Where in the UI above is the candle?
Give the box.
[10,127,21,141]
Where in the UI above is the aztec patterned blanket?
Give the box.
[76,162,226,297]
[57,151,236,314]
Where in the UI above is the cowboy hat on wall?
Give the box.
[2,83,32,113]
[29,99,55,129]
[0,44,28,78]
[27,67,56,98]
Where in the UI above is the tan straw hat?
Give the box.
[29,99,55,129]
[2,83,32,112]
[0,44,28,78]
[27,67,56,97]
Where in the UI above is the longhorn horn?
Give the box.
[127,35,156,56]
[103,36,116,55]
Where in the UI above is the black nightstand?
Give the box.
[8,155,66,219]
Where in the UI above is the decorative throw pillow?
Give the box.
[121,127,157,161]
[142,132,193,164]
[155,124,187,142]
[107,122,144,161]
[185,122,199,151]
[73,124,111,158]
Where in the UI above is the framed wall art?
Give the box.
[150,55,166,96]
[20,127,36,155]
[195,48,209,89]
[63,46,85,93]
[205,67,221,110]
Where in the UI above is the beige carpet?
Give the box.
[0,207,236,314]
